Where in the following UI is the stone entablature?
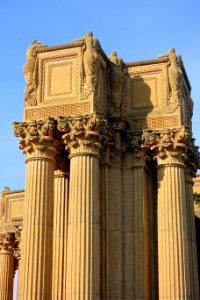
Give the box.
[23,34,193,134]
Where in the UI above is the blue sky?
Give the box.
[0,0,200,192]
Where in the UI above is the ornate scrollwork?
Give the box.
[142,127,197,166]
[57,114,109,158]
[13,117,61,158]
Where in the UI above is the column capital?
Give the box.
[142,126,196,167]
[126,131,150,167]
[0,232,16,254]
[57,114,109,158]
[13,117,61,161]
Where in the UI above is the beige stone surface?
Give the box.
[193,174,200,194]
[52,168,69,299]
[4,35,199,300]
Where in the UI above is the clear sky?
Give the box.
[1,0,200,192]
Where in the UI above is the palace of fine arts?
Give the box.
[0,32,200,300]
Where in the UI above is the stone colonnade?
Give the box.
[3,115,198,299]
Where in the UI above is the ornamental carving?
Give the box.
[158,48,184,103]
[108,51,126,114]
[57,114,109,157]
[0,232,16,253]
[126,131,150,167]
[0,187,10,224]
[142,127,195,166]
[24,40,46,106]
[73,32,101,99]
[12,117,61,158]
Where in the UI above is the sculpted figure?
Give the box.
[0,186,10,224]
[74,32,101,96]
[108,51,125,110]
[159,48,183,102]
[24,40,46,106]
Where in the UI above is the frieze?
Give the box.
[133,115,179,130]
[24,102,91,121]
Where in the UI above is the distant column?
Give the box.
[108,133,123,300]
[52,159,69,299]
[13,118,59,300]
[0,233,15,300]
[185,168,200,299]
[58,114,108,300]
[123,132,151,300]
[131,149,150,300]
[143,128,194,299]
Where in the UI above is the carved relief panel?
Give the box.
[24,45,92,121]
[123,61,181,130]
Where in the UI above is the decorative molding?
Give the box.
[133,115,179,130]
[24,102,91,121]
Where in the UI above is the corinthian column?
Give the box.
[52,158,69,299]
[143,128,193,299]
[0,233,15,300]
[13,118,59,300]
[58,114,108,300]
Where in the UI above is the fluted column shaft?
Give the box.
[185,171,199,299]
[13,118,59,300]
[132,165,150,300]
[18,155,54,300]
[100,161,109,299]
[157,163,191,299]
[108,149,123,300]
[66,154,100,300]
[0,234,15,300]
[52,169,69,299]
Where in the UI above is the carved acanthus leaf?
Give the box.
[13,117,61,157]
[57,114,109,157]
[142,127,196,166]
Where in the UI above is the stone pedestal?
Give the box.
[52,167,69,299]
[13,118,58,300]
[0,233,15,300]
